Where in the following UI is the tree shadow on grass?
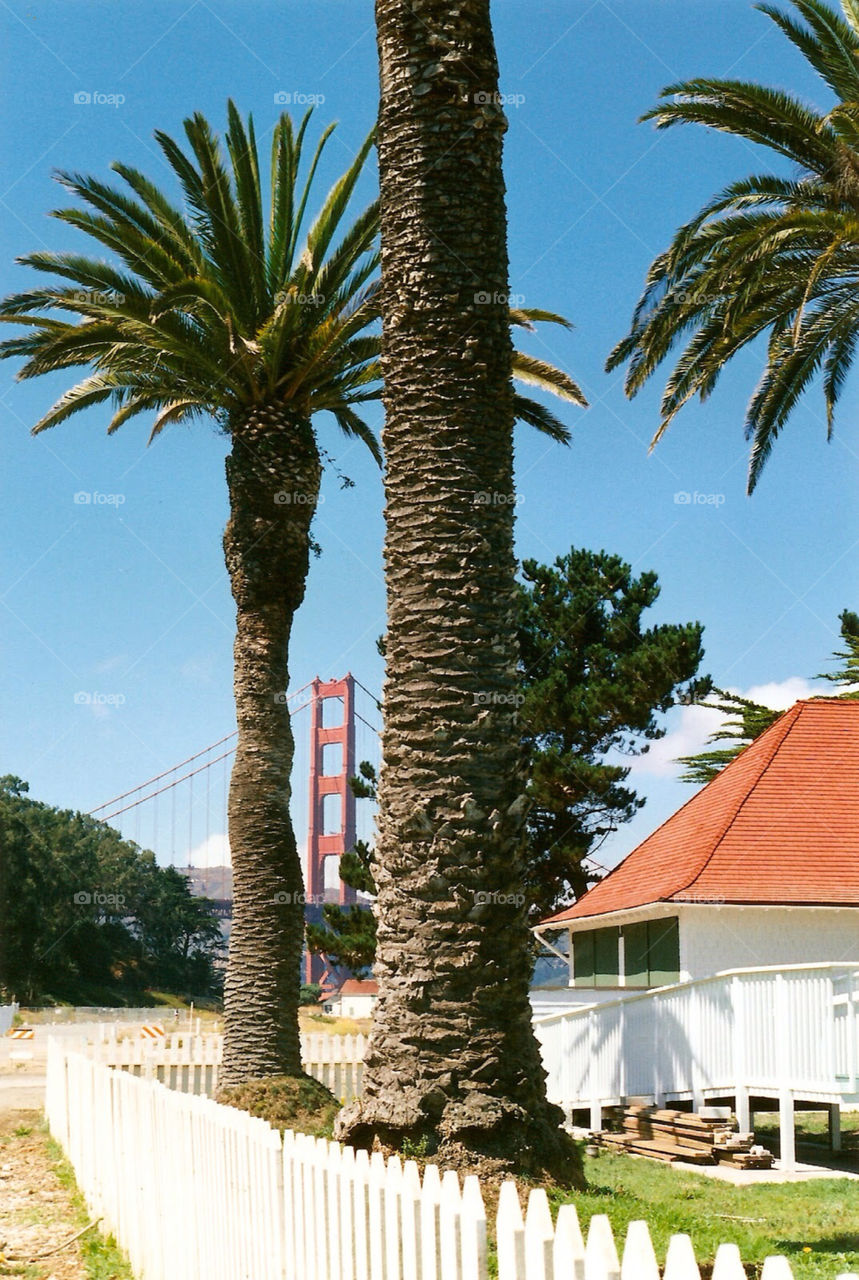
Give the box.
[772,1234,859,1271]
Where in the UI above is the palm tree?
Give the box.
[335,0,585,1184]
[607,0,859,492]
[0,102,583,1088]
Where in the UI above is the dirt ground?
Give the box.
[0,1109,89,1279]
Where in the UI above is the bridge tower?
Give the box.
[304,674,357,985]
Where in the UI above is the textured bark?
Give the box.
[337,0,583,1184]
[220,406,321,1086]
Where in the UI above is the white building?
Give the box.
[529,699,859,1163]
[323,979,378,1020]
[533,698,859,1012]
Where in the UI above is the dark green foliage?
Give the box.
[299,983,322,1005]
[818,608,859,694]
[0,776,223,1004]
[517,549,709,918]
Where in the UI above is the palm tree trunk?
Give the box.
[220,406,321,1086]
[337,0,583,1184]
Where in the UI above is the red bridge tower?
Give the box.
[304,674,358,985]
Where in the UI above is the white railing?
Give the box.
[0,1003,18,1034]
[46,1043,856,1280]
[533,963,859,1122]
[86,1030,367,1103]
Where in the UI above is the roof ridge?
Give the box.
[670,700,805,901]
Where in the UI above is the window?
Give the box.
[573,927,619,987]
[622,917,679,987]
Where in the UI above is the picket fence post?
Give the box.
[585,1214,620,1280]
[496,1181,526,1280]
[621,1220,659,1280]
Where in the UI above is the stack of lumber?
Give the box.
[600,1106,774,1168]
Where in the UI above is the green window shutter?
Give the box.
[647,917,680,986]
[593,927,620,988]
[574,930,595,987]
[623,922,649,987]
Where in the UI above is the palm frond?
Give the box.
[513,395,574,443]
[509,308,573,331]
[1,100,585,468]
[611,0,859,491]
[331,405,383,466]
[512,352,588,406]
[644,79,834,172]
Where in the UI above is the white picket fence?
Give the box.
[45,1043,858,1280]
[85,1030,366,1102]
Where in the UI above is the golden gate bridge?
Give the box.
[86,675,382,982]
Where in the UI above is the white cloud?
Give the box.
[627,676,823,780]
[627,703,724,779]
[742,676,818,709]
[188,832,231,866]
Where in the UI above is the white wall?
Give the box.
[530,987,622,1014]
[531,905,859,1014]
[337,995,376,1019]
[677,904,859,980]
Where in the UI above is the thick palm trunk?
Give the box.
[337,0,583,1183]
[220,406,321,1086]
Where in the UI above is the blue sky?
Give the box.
[1,0,856,874]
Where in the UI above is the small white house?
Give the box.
[323,979,378,1020]
[533,698,859,1013]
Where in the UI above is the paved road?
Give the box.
[0,1073,46,1112]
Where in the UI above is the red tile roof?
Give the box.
[542,699,859,925]
[336,980,378,996]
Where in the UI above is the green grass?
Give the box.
[547,1150,859,1279]
[44,1131,136,1280]
[753,1110,859,1150]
